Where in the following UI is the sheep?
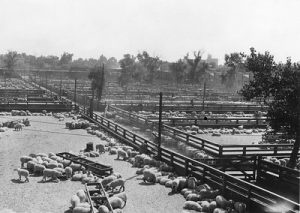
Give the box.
[101,175,117,187]
[70,163,86,173]
[70,194,80,208]
[54,167,65,174]
[26,161,37,172]
[105,178,125,192]
[186,176,197,189]
[47,162,58,169]
[96,144,105,153]
[98,205,110,213]
[183,201,202,211]
[42,168,62,182]
[114,192,127,206]
[142,169,157,184]
[186,193,200,201]
[14,168,29,182]
[33,164,46,174]
[65,167,73,179]
[117,149,128,160]
[14,123,24,131]
[36,153,48,158]
[62,159,72,168]
[20,156,33,168]
[106,197,126,209]
[171,177,187,193]
[57,163,64,168]
[76,189,87,203]
[72,206,93,213]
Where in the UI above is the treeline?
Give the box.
[0,51,119,72]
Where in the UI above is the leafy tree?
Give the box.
[222,52,245,91]
[4,51,18,75]
[107,57,119,68]
[240,48,300,168]
[184,51,203,83]
[99,54,108,65]
[119,54,136,86]
[137,51,161,83]
[169,59,186,84]
[59,52,73,67]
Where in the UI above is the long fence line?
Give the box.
[107,105,295,157]
[78,106,299,213]
[26,78,299,212]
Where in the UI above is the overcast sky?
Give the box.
[1,0,299,63]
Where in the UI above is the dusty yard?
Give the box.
[0,116,187,213]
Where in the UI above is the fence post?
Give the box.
[107,121,110,129]
[133,135,136,144]
[115,125,117,133]
[222,175,226,195]
[186,134,190,145]
[202,167,206,183]
[185,159,189,176]
[243,146,247,156]
[123,130,126,138]
[170,153,174,167]
[218,146,223,157]
[274,146,278,155]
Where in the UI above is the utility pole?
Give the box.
[59,73,62,99]
[158,92,163,159]
[202,81,206,111]
[74,77,77,107]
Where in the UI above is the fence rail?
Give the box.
[257,158,300,187]
[108,105,296,157]
[78,106,299,213]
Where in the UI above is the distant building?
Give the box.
[206,54,218,68]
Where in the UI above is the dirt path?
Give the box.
[0,116,186,213]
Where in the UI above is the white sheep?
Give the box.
[70,194,80,208]
[33,164,46,174]
[183,201,202,211]
[20,156,33,168]
[142,169,157,184]
[76,189,87,203]
[14,123,24,131]
[96,144,105,153]
[98,205,110,213]
[26,161,37,172]
[65,167,73,179]
[171,177,187,193]
[101,175,117,187]
[106,197,126,210]
[114,192,127,206]
[117,149,128,160]
[47,161,58,169]
[62,159,72,168]
[105,178,125,192]
[15,168,29,182]
[70,163,86,173]
[42,168,62,182]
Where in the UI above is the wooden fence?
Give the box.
[108,105,295,157]
[257,158,300,188]
[79,106,300,213]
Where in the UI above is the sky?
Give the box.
[0,0,299,63]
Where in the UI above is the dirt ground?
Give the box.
[0,116,188,213]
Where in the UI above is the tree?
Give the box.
[137,51,161,83]
[3,51,18,75]
[184,51,203,83]
[119,54,136,86]
[107,57,119,68]
[169,59,186,84]
[59,52,73,67]
[99,55,108,65]
[240,48,300,168]
[221,52,246,91]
